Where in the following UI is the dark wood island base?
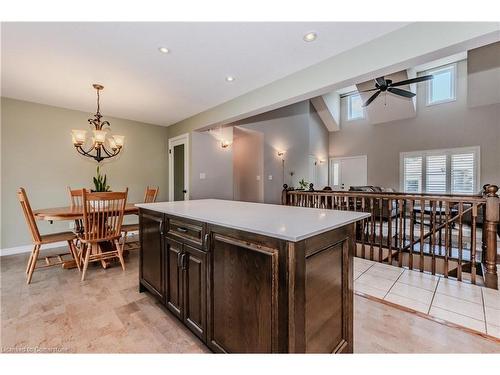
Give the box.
[138,205,362,353]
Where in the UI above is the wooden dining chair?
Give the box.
[121,186,159,249]
[77,189,128,281]
[67,187,87,235]
[17,187,80,284]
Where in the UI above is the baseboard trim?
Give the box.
[0,231,139,257]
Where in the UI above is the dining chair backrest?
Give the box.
[17,188,42,243]
[144,186,159,203]
[67,187,88,208]
[81,189,128,243]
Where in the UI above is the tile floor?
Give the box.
[2,249,499,353]
[353,257,500,338]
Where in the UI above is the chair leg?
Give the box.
[25,245,37,274]
[26,244,40,284]
[115,239,126,271]
[68,240,81,272]
[81,243,91,282]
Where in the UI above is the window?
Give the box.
[427,64,456,105]
[404,156,422,193]
[347,93,364,120]
[400,146,479,194]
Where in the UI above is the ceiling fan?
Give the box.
[359,75,434,107]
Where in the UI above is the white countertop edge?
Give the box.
[135,201,370,242]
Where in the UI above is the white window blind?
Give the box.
[400,147,479,194]
[404,156,422,193]
[451,153,475,194]
[426,155,447,193]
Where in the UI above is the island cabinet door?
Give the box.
[182,244,207,341]
[207,232,280,353]
[139,210,165,301]
[165,237,183,319]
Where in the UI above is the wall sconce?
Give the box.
[318,159,325,164]
[277,151,285,158]
[221,139,231,148]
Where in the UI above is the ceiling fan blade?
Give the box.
[390,75,434,87]
[375,77,386,87]
[362,90,380,107]
[359,88,379,93]
[388,87,416,98]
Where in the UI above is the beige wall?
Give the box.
[330,60,500,190]
[1,97,169,249]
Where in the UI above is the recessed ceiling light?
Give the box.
[303,32,317,42]
[225,76,235,82]
[158,47,170,54]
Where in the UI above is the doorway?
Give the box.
[168,133,190,201]
[329,155,367,190]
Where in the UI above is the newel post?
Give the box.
[282,184,289,205]
[482,184,499,289]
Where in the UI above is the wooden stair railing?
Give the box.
[282,184,499,289]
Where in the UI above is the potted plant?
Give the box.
[298,178,308,190]
[92,166,110,192]
[91,166,111,208]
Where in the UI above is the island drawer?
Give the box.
[167,217,206,249]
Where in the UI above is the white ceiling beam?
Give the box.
[169,22,499,136]
[310,93,340,132]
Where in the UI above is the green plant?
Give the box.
[92,166,110,192]
[298,178,308,190]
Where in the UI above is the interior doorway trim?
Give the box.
[168,133,190,201]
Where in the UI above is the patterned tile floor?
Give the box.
[354,257,500,338]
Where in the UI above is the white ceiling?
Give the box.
[1,22,408,126]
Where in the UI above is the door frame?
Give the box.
[329,155,367,190]
[168,133,190,201]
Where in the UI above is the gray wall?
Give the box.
[1,97,169,249]
[189,131,234,200]
[330,60,500,190]
[233,127,264,202]
[235,101,311,204]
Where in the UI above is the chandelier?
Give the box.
[71,84,125,163]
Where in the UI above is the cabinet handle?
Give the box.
[204,233,209,248]
[176,227,188,233]
[159,220,164,235]
[177,251,183,268]
[182,253,188,270]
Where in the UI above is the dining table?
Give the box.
[33,203,139,268]
[33,203,139,222]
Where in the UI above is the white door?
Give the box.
[168,133,190,201]
[329,155,367,191]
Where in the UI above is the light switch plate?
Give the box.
[199,173,206,180]
[268,175,273,180]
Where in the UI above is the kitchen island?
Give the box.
[136,199,370,353]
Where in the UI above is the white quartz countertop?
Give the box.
[136,199,370,242]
